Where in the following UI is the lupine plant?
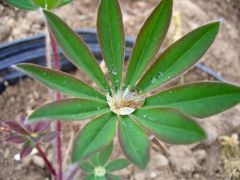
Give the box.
[3,119,57,175]
[80,143,129,180]
[4,0,240,179]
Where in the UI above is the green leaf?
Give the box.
[29,98,109,122]
[55,0,73,8]
[106,174,121,180]
[80,161,94,173]
[137,22,220,92]
[72,113,117,162]
[16,63,106,102]
[125,0,172,87]
[132,108,206,144]
[43,10,110,91]
[98,142,113,166]
[106,159,129,172]
[143,82,240,118]
[118,116,150,169]
[97,0,125,89]
[6,0,38,10]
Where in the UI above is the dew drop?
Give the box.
[158,72,163,77]
[112,68,118,75]
[151,77,157,83]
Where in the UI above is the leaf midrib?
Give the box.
[121,119,142,165]
[146,93,240,107]
[136,116,202,138]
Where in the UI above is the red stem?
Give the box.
[50,33,63,180]
[35,144,56,176]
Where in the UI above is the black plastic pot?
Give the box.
[0,29,226,93]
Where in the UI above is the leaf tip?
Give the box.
[11,64,19,71]
[218,17,225,24]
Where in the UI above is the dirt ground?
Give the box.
[0,0,240,179]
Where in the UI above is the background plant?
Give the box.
[79,143,129,180]
[4,0,240,179]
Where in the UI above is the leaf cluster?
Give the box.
[80,143,129,180]
[12,0,240,170]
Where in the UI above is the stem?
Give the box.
[50,33,63,180]
[64,163,80,180]
[35,144,56,176]
[45,27,52,69]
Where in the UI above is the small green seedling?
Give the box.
[80,143,129,180]
[13,0,240,170]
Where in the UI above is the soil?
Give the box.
[0,0,240,180]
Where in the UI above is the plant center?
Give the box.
[94,166,106,177]
[106,88,145,115]
[31,133,38,138]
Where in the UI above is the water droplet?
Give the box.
[158,72,163,77]
[112,68,118,75]
[151,77,157,83]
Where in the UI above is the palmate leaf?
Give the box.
[16,63,106,102]
[43,10,110,91]
[132,108,206,144]
[125,0,172,87]
[97,0,125,89]
[28,98,110,122]
[72,113,117,162]
[6,0,38,10]
[119,116,150,169]
[143,82,240,118]
[137,22,220,93]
